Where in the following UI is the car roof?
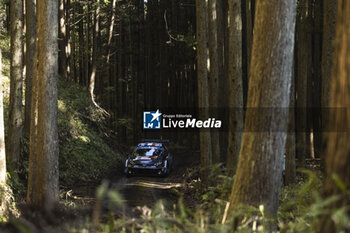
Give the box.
[137,142,165,148]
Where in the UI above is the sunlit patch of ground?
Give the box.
[125,180,182,189]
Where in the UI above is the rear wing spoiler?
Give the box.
[140,139,170,146]
[140,139,169,143]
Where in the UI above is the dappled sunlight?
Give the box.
[125,180,182,190]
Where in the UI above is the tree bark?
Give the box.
[24,0,36,139]
[226,0,243,176]
[229,0,296,224]
[196,0,212,184]
[89,0,100,106]
[208,0,220,164]
[285,60,296,185]
[34,0,59,211]
[0,48,6,185]
[8,0,24,171]
[321,0,337,130]
[0,47,7,215]
[296,0,312,167]
[320,2,350,232]
[58,0,67,78]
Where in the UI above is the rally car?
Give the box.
[124,140,173,177]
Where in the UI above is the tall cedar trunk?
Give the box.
[89,0,100,105]
[24,0,36,138]
[208,0,220,164]
[296,0,312,167]
[229,0,296,223]
[0,48,7,214]
[321,0,337,165]
[217,0,228,161]
[66,0,71,80]
[27,29,39,205]
[321,0,337,127]
[0,48,5,185]
[312,0,323,158]
[196,0,212,184]
[35,0,59,211]
[245,0,253,76]
[285,59,296,185]
[320,1,350,232]
[8,0,23,171]
[226,0,243,176]
[58,0,67,78]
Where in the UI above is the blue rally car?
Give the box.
[124,140,173,177]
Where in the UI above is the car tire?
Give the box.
[160,159,169,177]
[124,167,132,177]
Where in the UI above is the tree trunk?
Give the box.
[285,60,296,185]
[89,0,100,106]
[0,48,6,185]
[34,0,59,211]
[208,0,220,164]
[320,2,350,232]
[296,0,312,167]
[321,0,337,169]
[226,0,243,176]
[0,48,7,215]
[8,0,24,171]
[24,0,36,139]
[196,0,212,184]
[321,0,337,129]
[229,0,296,224]
[27,31,39,205]
[58,0,67,78]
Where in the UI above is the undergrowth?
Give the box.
[86,167,350,233]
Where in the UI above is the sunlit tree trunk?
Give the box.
[0,47,7,215]
[33,0,59,211]
[7,0,24,171]
[226,0,243,176]
[320,1,350,232]
[229,0,296,226]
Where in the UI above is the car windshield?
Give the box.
[134,147,162,157]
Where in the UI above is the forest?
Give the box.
[0,0,349,232]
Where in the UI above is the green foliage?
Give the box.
[90,169,350,233]
[58,78,123,187]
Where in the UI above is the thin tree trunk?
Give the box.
[8,0,24,171]
[285,60,296,185]
[58,0,67,78]
[226,0,243,176]
[24,0,36,138]
[0,47,7,215]
[89,0,104,113]
[196,0,212,184]
[320,2,350,232]
[229,0,296,225]
[321,0,337,170]
[0,48,6,185]
[208,0,220,164]
[296,0,312,167]
[27,31,38,205]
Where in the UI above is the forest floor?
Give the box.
[70,148,200,215]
